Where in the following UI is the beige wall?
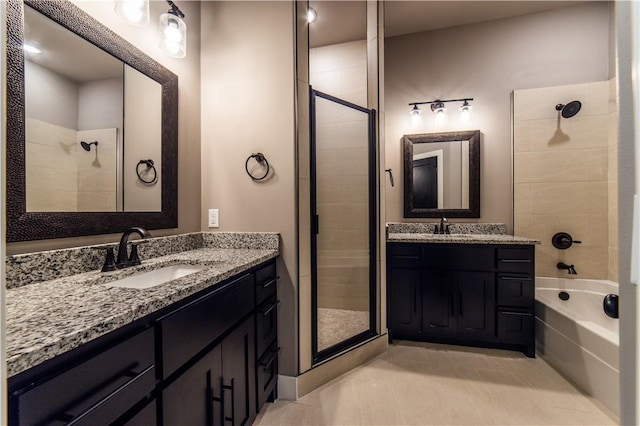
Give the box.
[7,0,202,255]
[199,1,297,376]
[513,80,616,280]
[607,78,618,282]
[384,2,611,232]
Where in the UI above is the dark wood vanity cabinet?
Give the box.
[388,243,535,357]
[8,259,279,426]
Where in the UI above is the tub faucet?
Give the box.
[557,262,577,275]
[116,227,152,268]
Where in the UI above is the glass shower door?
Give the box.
[310,89,376,362]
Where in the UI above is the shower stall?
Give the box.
[310,88,377,362]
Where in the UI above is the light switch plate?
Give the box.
[208,209,219,228]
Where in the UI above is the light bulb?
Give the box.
[431,102,447,127]
[459,101,472,124]
[410,105,422,127]
[160,13,187,58]
[307,8,317,23]
[115,0,149,26]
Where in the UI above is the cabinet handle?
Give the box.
[500,276,532,281]
[459,293,463,318]
[413,287,417,313]
[260,347,281,369]
[499,259,531,263]
[207,370,219,426]
[502,311,531,317]
[451,294,455,316]
[394,255,420,259]
[222,378,235,423]
[262,276,279,288]
[61,364,153,425]
[262,300,280,316]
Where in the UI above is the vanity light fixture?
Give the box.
[308,7,318,23]
[160,0,187,58]
[114,0,150,26]
[409,98,474,127]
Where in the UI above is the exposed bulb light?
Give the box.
[23,43,42,54]
[115,0,149,26]
[431,101,447,127]
[307,7,317,23]
[410,105,422,127]
[459,100,472,124]
[159,2,187,58]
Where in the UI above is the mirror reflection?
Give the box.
[23,4,162,213]
[403,130,480,218]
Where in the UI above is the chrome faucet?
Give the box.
[557,262,577,275]
[116,227,152,268]
[434,217,450,235]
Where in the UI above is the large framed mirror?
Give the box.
[403,130,480,218]
[6,0,178,242]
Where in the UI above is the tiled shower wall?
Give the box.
[513,80,618,281]
[310,40,369,311]
[26,118,117,212]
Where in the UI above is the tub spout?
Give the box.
[557,262,577,275]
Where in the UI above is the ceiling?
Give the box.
[309,0,595,47]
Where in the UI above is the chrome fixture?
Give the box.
[409,98,474,126]
[434,217,450,235]
[555,100,582,118]
[557,262,577,275]
[102,227,152,272]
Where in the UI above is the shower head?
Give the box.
[80,141,98,151]
[555,100,582,118]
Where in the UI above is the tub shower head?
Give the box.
[555,100,582,118]
[80,141,98,151]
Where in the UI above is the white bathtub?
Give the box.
[535,277,619,417]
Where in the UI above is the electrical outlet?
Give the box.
[208,209,219,228]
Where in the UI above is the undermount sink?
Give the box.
[103,264,206,289]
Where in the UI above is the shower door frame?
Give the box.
[309,88,377,364]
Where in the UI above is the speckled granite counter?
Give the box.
[6,232,279,377]
[387,233,540,245]
[386,222,540,245]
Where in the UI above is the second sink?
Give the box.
[103,264,205,289]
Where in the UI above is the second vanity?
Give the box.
[5,232,280,426]
[387,223,540,357]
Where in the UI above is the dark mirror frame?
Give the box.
[403,130,480,218]
[6,0,178,242]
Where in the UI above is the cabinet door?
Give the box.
[387,268,421,335]
[221,317,256,426]
[422,269,457,337]
[162,345,222,426]
[456,271,495,341]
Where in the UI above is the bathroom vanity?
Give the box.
[5,233,279,426]
[386,224,539,357]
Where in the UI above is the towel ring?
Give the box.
[136,159,158,185]
[245,152,270,181]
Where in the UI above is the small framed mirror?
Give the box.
[403,130,480,218]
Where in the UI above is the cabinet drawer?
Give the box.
[496,247,534,272]
[159,274,255,379]
[256,296,279,359]
[422,246,494,271]
[497,274,534,307]
[497,309,534,343]
[388,244,421,268]
[14,328,154,426]
[256,261,278,306]
[256,343,279,411]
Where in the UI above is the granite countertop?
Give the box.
[387,233,540,245]
[6,246,278,377]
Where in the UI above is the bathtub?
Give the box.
[535,277,619,417]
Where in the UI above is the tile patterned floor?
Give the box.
[317,307,369,351]
[255,341,618,425]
